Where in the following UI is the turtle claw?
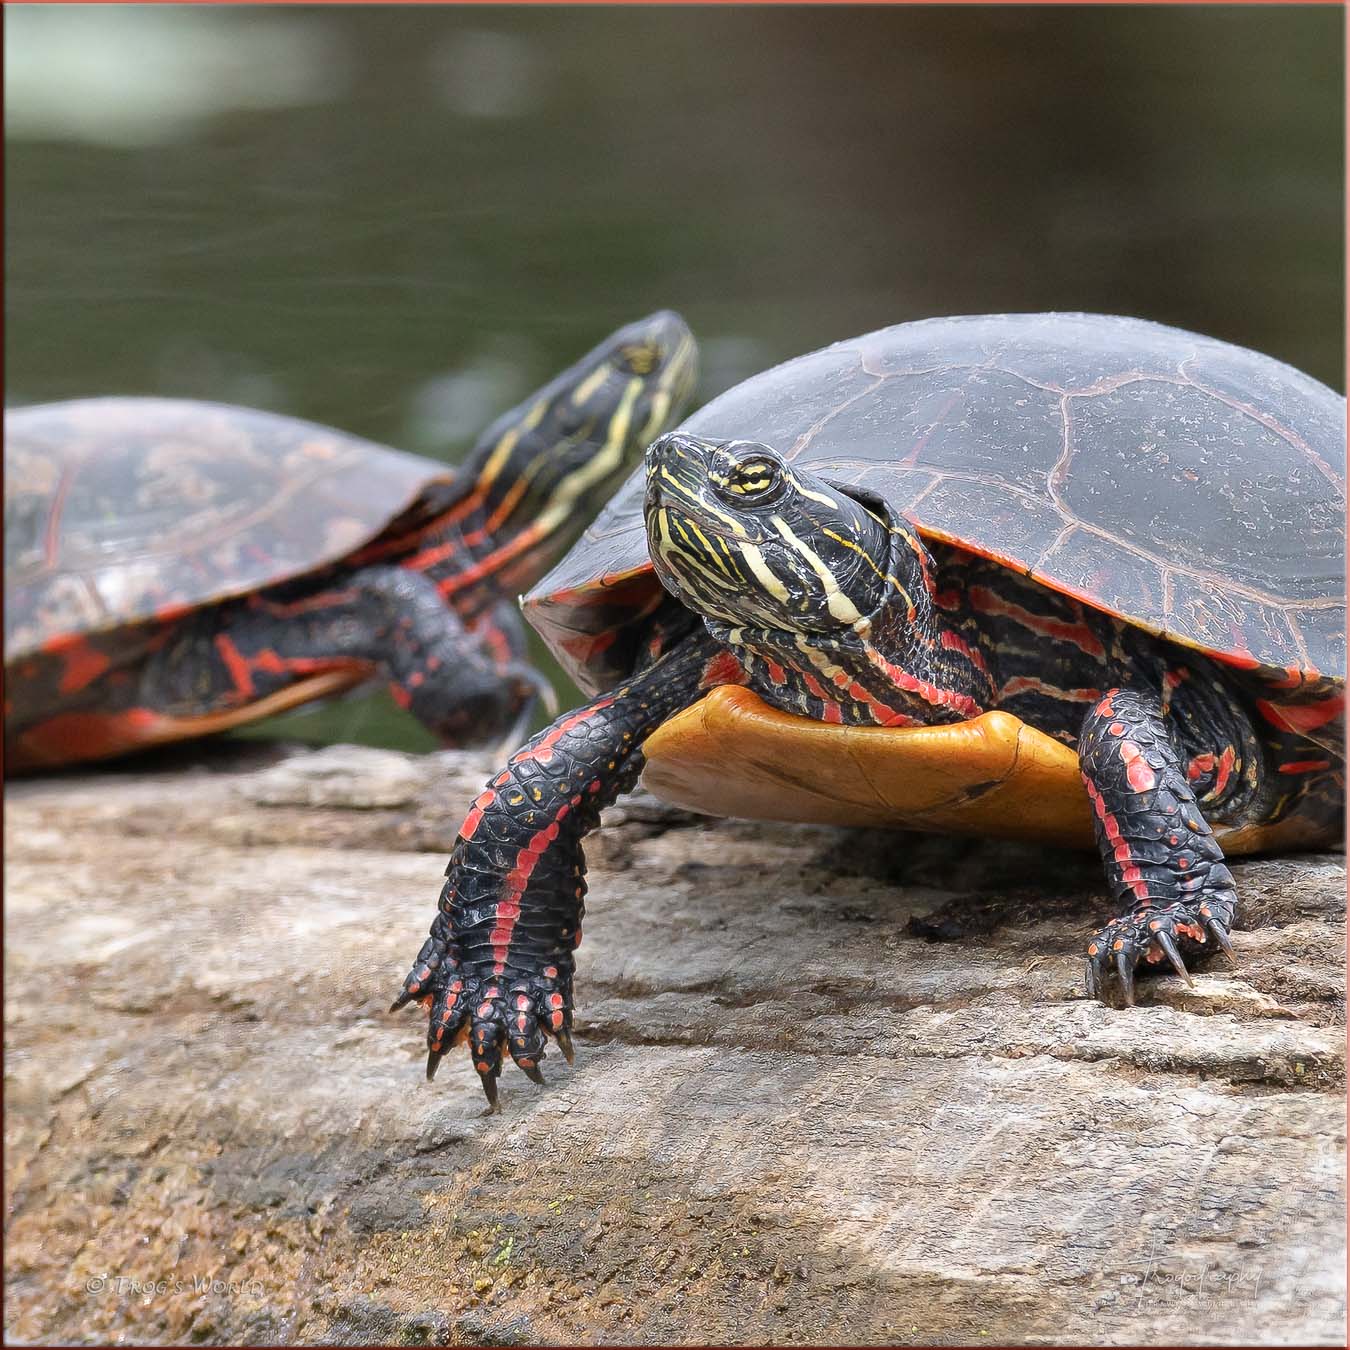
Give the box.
[1087,894,1237,1007]
[1154,929,1194,987]
[1115,951,1136,1006]
[1208,920,1237,965]
[394,938,575,1103]
[479,1071,500,1113]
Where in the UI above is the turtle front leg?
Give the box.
[1079,687,1238,1004]
[392,629,730,1109]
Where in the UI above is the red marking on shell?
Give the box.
[1279,759,1332,774]
[1257,696,1344,734]
[559,629,620,666]
[42,635,112,696]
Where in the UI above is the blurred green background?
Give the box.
[6,3,1344,753]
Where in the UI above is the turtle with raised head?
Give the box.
[392,312,1345,1107]
[4,312,697,770]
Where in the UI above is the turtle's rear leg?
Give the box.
[1079,687,1239,1003]
[142,566,539,748]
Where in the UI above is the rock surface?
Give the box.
[4,741,1346,1346]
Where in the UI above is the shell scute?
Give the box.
[4,398,449,661]
[526,313,1345,691]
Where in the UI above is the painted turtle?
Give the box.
[4,312,696,771]
[393,312,1345,1107]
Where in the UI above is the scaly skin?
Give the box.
[141,567,547,747]
[392,619,729,1106]
[1079,687,1239,1002]
[396,434,1343,1105]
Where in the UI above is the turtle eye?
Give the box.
[719,455,786,506]
[618,343,660,376]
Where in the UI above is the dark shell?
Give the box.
[4,398,451,661]
[526,313,1346,693]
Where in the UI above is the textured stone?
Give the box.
[4,741,1345,1345]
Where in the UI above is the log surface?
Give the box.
[4,742,1345,1346]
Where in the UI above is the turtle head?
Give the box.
[457,311,698,584]
[644,433,893,637]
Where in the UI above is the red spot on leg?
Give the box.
[1118,740,1157,792]
[1212,746,1235,796]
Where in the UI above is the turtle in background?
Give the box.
[391,311,1345,1107]
[4,312,697,771]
